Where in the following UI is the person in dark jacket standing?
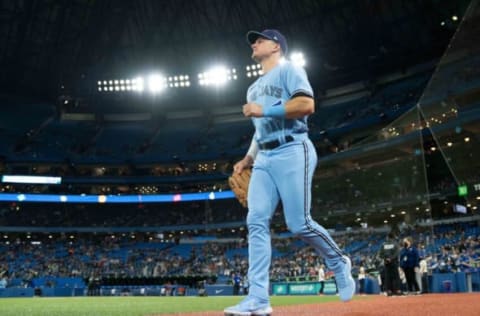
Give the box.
[379,232,402,296]
[400,237,420,294]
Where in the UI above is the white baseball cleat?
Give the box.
[224,296,273,316]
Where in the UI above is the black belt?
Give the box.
[258,135,294,150]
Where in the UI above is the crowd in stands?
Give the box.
[420,223,480,274]
[0,222,479,290]
[0,200,247,227]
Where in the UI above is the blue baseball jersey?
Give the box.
[246,61,314,144]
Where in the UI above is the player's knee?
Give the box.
[246,211,270,228]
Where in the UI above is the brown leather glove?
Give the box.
[228,169,251,208]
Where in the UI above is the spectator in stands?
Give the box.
[358,266,366,295]
[398,267,407,293]
[458,250,475,270]
[418,255,428,293]
[429,255,440,273]
[318,264,325,295]
[0,276,7,288]
[232,272,241,295]
[379,232,402,296]
[400,237,420,294]
[87,274,101,296]
[241,275,249,295]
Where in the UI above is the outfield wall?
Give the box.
[1,272,479,297]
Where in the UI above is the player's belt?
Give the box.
[258,135,294,150]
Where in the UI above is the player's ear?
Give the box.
[271,41,281,54]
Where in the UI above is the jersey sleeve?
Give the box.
[282,63,314,99]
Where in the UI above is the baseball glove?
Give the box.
[228,168,251,208]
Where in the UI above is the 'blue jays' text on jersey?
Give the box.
[246,61,314,144]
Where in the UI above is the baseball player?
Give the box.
[224,29,355,316]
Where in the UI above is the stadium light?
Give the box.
[246,64,263,78]
[168,74,190,88]
[132,77,144,92]
[290,52,306,67]
[95,51,309,92]
[147,74,167,94]
[198,66,237,86]
[98,77,138,93]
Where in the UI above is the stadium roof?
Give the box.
[0,0,470,104]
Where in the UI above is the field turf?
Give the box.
[0,295,342,316]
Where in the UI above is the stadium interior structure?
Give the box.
[1,0,480,298]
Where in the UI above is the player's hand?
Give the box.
[233,156,253,174]
[243,102,263,117]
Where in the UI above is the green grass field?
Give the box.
[0,295,344,316]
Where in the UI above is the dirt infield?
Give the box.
[160,293,480,316]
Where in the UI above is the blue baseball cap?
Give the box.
[246,29,288,55]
